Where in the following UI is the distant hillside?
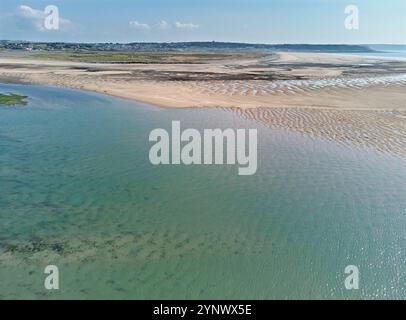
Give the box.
[0,40,375,53]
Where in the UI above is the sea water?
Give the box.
[0,84,405,299]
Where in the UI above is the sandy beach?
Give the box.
[1,51,406,156]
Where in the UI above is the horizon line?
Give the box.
[1,40,406,46]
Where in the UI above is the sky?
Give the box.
[0,0,405,44]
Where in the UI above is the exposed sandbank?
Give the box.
[1,51,406,156]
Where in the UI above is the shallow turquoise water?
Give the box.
[0,84,405,299]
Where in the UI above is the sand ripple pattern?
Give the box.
[189,74,406,96]
[232,107,406,157]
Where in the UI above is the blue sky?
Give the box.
[0,0,405,44]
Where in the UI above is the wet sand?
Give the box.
[232,107,406,157]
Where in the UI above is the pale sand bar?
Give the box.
[1,52,406,156]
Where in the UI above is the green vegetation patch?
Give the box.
[0,93,28,106]
[31,51,262,64]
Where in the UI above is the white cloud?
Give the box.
[174,22,199,30]
[129,21,150,30]
[18,5,71,31]
[19,5,44,19]
[128,19,199,32]
[156,20,171,30]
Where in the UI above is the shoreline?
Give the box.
[2,78,406,112]
[2,80,406,160]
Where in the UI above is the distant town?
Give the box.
[0,40,377,53]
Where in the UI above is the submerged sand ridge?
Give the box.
[233,107,406,158]
[1,51,406,157]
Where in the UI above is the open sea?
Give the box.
[332,49,406,60]
[0,83,405,299]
